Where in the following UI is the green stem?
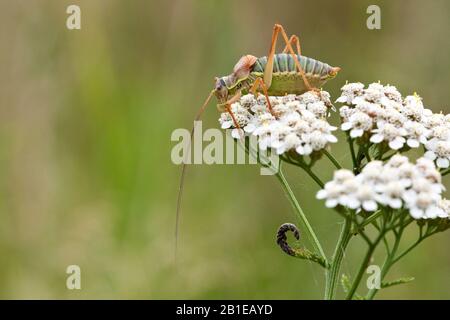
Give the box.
[363,147,372,162]
[347,135,358,173]
[391,234,427,265]
[365,226,405,300]
[345,233,383,300]
[382,235,391,255]
[280,155,325,188]
[275,167,327,263]
[325,217,352,299]
[302,166,325,188]
[365,259,389,300]
[352,210,382,234]
[323,149,343,169]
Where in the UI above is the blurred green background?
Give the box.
[0,0,449,299]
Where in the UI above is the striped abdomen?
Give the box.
[252,53,333,77]
[251,53,338,95]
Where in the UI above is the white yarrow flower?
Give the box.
[317,155,447,219]
[219,92,337,156]
[335,82,450,169]
[370,123,407,150]
[341,111,373,138]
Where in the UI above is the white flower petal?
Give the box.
[295,145,305,155]
[221,121,232,129]
[303,144,313,155]
[231,128,244,139]
[402,190,417,203]
[276,146,286,155]
[407,139,420,148]
[424,150,437,160]
[244,123,256,133]
[389,198,403,209]
[325,199,338,208]
[389,137,405,150]
[327,135,338,143]
[350,128,364,138]
[437,207,448,218]
[362,200,377,212]
[335,96,348,103]
[271,140,283,149]
[425,206,440,219]
[341,122,353,131]
[409,207,424,219]
[436,157,449,168]
[347,198,361,209]
[370,134,384,143]
[316,190,327,200]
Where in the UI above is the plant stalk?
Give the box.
[324,217,352,299]
[323,149,343,169]
[346,233,383,300]
[275,168,327,263]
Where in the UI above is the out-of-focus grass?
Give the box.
[0,0,448,298]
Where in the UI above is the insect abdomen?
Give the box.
[253,53,332,78]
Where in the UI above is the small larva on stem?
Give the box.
[276,223,300,256]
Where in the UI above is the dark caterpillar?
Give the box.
[276,223,300,256]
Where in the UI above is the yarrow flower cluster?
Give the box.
[219,92,338,155]
[211,77,450,299]
[337,82,450,168]
[316,155,449,220]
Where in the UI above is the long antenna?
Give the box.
[175,89,215,258]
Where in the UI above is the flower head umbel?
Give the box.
[212,79,450,300]
[219,92,337,156]
[336,83,450,169]
[317,155,447,219]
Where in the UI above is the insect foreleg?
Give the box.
[225,104,240,130]
[221,91,245,138]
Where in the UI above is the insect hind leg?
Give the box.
[268,24,316,92]
[282,34,302,56]
[250,77,276,116]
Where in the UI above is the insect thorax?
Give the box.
[222,73,257,96]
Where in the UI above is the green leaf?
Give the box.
[341,274,351,293]
[341,274,365,300]
[381,277,415,288]
[292,248,329,269]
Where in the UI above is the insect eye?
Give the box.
[215,78,226,90]
[214,78,228,100]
